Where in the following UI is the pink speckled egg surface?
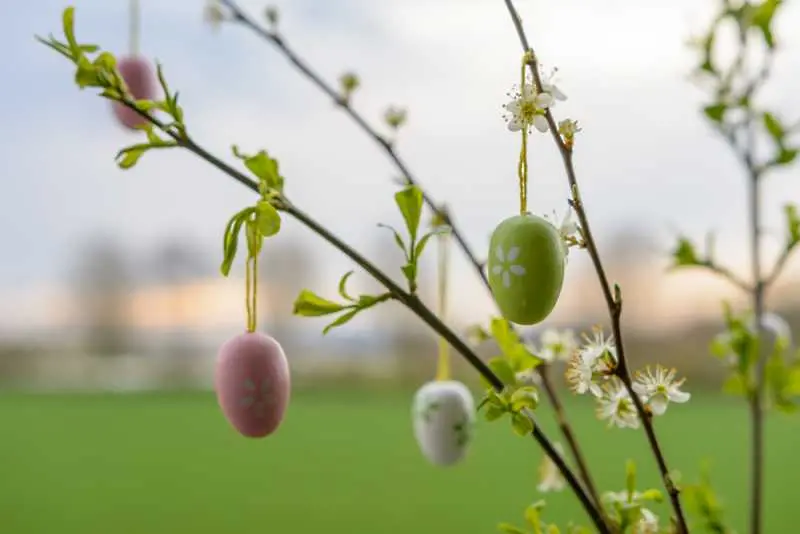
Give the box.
[111,56,157,130]
[214,332,290,438]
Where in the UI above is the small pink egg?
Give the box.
[111,56,157,130]
[214,332,290,438]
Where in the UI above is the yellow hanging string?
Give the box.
[435,228,451,381]
[251,254,258,332]
[129,0,140,56]
[517,55,530,215]
[245,255,254,333]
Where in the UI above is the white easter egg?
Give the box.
[412,380,475,467]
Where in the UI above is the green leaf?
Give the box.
[722,373,748,396]
[639,489,663,502]
[98,88,122,100]
[92,51,116,72]
[488,357,517,385]
[337,271,356,302]
[219,209,253,276]
[510,386,539,411]
[490,317,516,351]
[355,293,390,308]
[703,103,727,123]
[155,62,172,109]
[377,223,408,259]
[510,412,534,436]
[763,112,784,142]
[74,57,102,88]
[401,263,416,290]
[394,185,424,242]
[292,290,346,316]
[483,404,506,422]
[750,0,780,49]
[62,6,80,58]
[322,308,361,334]
[114,140,178,170]
[255,200,281,237]
[625,459,637,498]
[776,148,798,166]
[413,227,447,261]
[524,501,546,528]
[115,144,149,169]
[671,236,701,267]
[232,146,284,192]
[497,523,528,534]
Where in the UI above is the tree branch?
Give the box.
[498,1,690,531]
[217,0,601,510]
[121,100,610,534]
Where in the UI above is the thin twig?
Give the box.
[764,247,792,288]
[702,262,752,293]
[499,1,690,531]
[218,0,601,508]
[219,0,485,287]
[120,99,610,534]
[537,364,602,506]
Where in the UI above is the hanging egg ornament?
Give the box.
[487,213,565,325]
[111,56,157,130]
[412,380,475,467]
[215,331,290,438]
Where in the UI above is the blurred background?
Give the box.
[1,0,800,533]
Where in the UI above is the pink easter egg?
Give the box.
[111,56,157,130]
[214,332,290,438]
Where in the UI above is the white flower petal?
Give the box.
[508,118,522,132]
[509,264,526,276]
[495,245,505,262]
[502,271,511,288]
[533,115,549,133]
[507,246,520,261]
[491,265,504,275]
[649,395,668,415]
[505,100,521,113]
[669,389,691,403]
[535,92,554,108]
[551,86,567,101]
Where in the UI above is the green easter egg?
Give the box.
[487,213,565,325]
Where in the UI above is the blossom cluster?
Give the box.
[503,67,566,134]
[519,326,691,431]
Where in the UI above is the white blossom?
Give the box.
[566,352,603,397]
[538,328,578,362]
[632,365,691,416]
[540,67,567,103]
[634,508,659,534]
[537,442,566,493]
[546,205,582,257]
[504,82,552,133]
[596,379,640,429]
[565,326,617,397]
[558,118,581,138]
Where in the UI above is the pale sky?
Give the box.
[2,0,800,331]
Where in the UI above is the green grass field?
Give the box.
[0,389,797,533]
